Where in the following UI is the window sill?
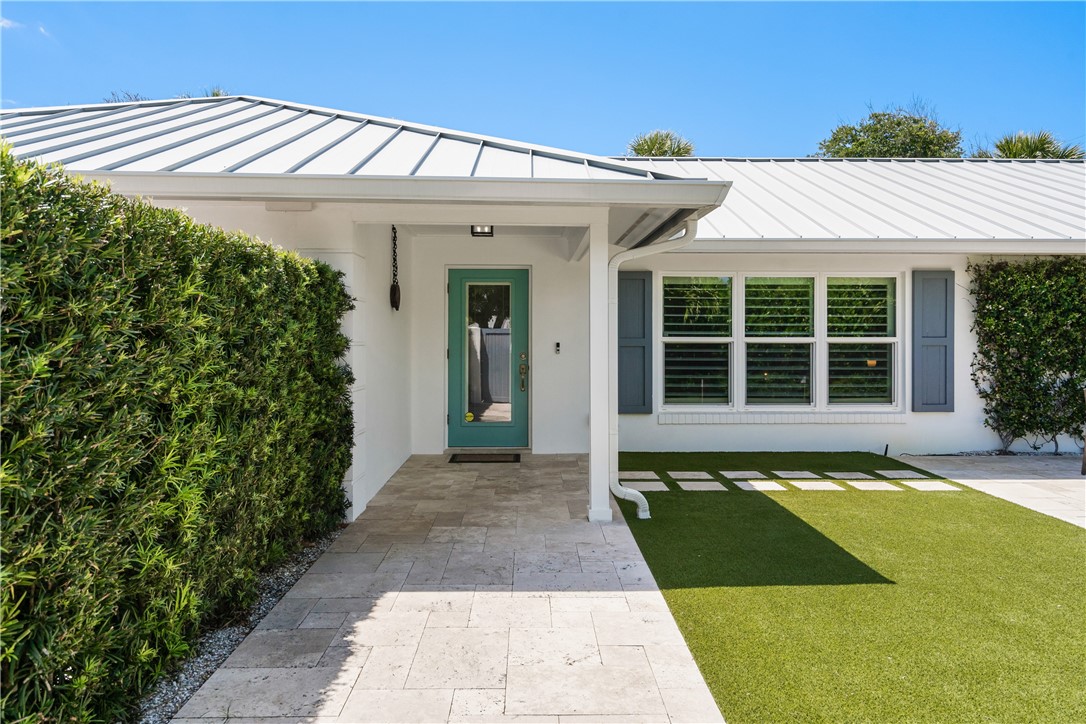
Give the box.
[657,411,907,425]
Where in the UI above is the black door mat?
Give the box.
[449,453,521,464]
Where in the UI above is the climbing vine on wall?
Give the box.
[969,256,1086,452]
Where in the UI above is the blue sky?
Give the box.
[2,2,1083,157]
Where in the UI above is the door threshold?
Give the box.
[444,447,531,455]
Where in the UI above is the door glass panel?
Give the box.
[465,283,512,423]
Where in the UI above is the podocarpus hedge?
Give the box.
[969,256,1086,452]
[0,147,353,722]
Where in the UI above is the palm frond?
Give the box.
[627,130,695,157]
[991,131,1084,159]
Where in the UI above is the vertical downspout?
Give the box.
[607,219,699,519]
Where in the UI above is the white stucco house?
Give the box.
[3,96,1084,521]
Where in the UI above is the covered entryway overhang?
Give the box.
[82,171,731,521]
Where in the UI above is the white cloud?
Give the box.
[1,17,24,29]
[38,24,50,38]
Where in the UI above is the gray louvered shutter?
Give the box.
[912,270,954,412]
[618,271,653,413]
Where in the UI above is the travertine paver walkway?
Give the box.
[896,454,1085,528]
[174,454,723,723]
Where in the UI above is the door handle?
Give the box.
[519,363,529,392]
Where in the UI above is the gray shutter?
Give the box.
[618,271,653,413]
[912,270,954,412]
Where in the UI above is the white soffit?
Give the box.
[613,157,1086,243]
[1,96,681,182]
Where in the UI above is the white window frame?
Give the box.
[822,274,901,408]
[740,272,817,409]
[656,271,904,413]
[659,273,736,407]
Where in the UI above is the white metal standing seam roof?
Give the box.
[0,96,684,181]
[613,157,1086,242]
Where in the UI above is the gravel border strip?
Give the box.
[136,526,343,724]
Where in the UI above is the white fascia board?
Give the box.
[78,171,730,209]
[683,238,1086,254]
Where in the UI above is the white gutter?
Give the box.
[682,238,1086,255]
[606,219,699,519]
[75,170,730,210]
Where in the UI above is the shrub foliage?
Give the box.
[1,148,352,722]
[969,256,1086,451]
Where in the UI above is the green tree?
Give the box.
[627,130,695,157]
[973,130,1084,159]
[816,104,962,158]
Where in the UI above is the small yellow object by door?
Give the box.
[465,412,475,422]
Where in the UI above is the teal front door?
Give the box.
[448,269,529,448]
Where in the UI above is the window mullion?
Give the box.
[816,273,828,410]
[735,276,746,410]
[669,336,735,344]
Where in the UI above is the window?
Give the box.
[659,273,900,409]
[662,276,731,404]
[744,277,814,404]
[827,277,896,404]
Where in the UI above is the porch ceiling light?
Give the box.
[470,224,494,237]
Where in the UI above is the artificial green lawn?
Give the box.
[617,452,1086,723]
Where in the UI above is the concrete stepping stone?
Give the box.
[773,470,820,478]
[896,479,960,491]
[619,471,661,480]
[676,480,726,491]
[620,480,669,492]
[668,471,714,480]
[847,480,903,491]
[789,480,845,491]
[876,469,929,479]
[826,472,874,479]
[734,480,786,492]
[720,470,767,479]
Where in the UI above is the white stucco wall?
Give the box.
[617,251,1006,455]
[406,231,591,454]
[355,223,413,502]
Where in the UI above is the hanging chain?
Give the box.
[391,225,399,285]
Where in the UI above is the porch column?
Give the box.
[587,222,613,522]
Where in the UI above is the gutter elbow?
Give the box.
[609,479,651,519]
[609,219,698,270]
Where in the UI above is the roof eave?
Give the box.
[684,237,1086,254]
[75,170,731,209]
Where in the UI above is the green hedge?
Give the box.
[969,256,1086,452]
[0,148,353,722]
